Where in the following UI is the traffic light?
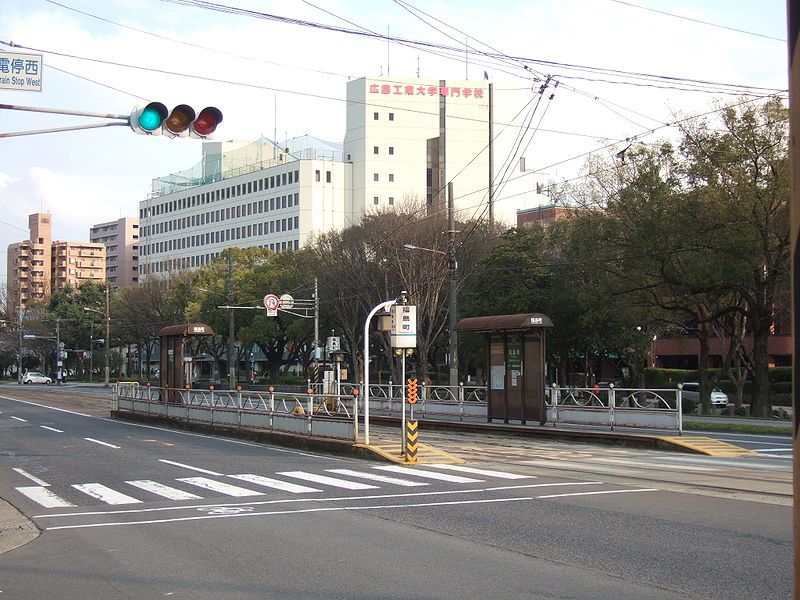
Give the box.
[130,103,223,139]
[407,378,418,404]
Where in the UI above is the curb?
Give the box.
[0,498,39,555]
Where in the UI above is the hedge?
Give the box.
[646,367,791,393]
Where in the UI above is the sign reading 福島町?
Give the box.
[0,51,43,92]
[369,83,484,99]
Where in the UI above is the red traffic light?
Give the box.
[191,107,223,138]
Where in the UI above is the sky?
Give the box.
[0,0,789,283]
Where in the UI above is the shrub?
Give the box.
[645,368,697,388]
[769,366,792,383]
[681,397,697,414]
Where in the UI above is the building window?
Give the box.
[373,146,379,155]
[282,173,287,186]
[389,146,394,155]
[315,170,320,182]
[373,196,379,205]
[389,112,394,121]
[389,196,395,206]
[294,216,299,229]
[326,171,331,183]
[373,173,379,182]
[389,174,394,182]
[373,112,379,120]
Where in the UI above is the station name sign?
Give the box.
[369,83,484,99]
[0,51,43,92]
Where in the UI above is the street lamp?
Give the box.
[403,241,459,389]
[84,290,110,388]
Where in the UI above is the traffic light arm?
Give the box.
[0,103,130,139]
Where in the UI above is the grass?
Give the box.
[683,421,792,436]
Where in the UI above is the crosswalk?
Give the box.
[13,464,535,509]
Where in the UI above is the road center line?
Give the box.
[84,438,120,449]
[12,468,50,486]
[537,488,659,499]
[158,460,223,476]
[10,416,27,422]
[40,425,64,433]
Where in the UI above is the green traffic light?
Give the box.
[138,107,163,131]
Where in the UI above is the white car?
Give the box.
[22,371,52,385]
[681,382,728,407]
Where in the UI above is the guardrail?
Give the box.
[546,385,683,433]
[113,383,356,441]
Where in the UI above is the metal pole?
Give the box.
[17,297,23,384]
[55,319,61,386]
[89,324,94,383]
[447,181,459,390]
[488,82,494,233]
[227,254,236,389]
[0,121,129,139]
[104,284,110,388]
[363,299,397,445]
[314,276,320,382]
[401,352,407,455]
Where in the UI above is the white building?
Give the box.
[139,138,352,279]
[344,76,490,218]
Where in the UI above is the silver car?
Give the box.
[681,382,728,407]
[22,371,52,385]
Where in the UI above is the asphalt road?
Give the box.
[0,386,792,599]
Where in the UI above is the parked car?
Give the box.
[22,371,52,385]
[681,382,728,407]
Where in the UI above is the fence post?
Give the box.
[353,387,360,443]
[550,383,559,426]
[307,388,314,435]
[608,384,615,431]
[677,384,683,435]
[268,386,275,430]
[388,379,393,416]
[459,382,465,421]
[421,380,427,417]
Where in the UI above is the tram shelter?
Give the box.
[455,313,553,425]
[158,323,214,402]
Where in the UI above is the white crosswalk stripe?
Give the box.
[126,480,203,500]
[373,465,483,483]
[16,486,74,508]
[72,483,142,505]
[177,477,263,497]
[277,471,379,490]
[426,464,533,479]
[229,474,323,494]
[326,469,429,487]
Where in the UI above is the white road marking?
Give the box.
[36,482,605,519]
[126,480,203,501]
[16,486,74,508]
[177,477,263,497]
[12,468,50,486]
[373,465,483,483]
[536,488,658,499]
[326,469,429,487]
[84,438,120,449]
[0,396,91,417]
[755,448,794,452]
[40,426,64,433]
[10,416,27,422]
[277,471,379,490]
[426,464,532,479]
[43,484,632,531]
[229,474,323,494]
[73,483,142,505]
[158,460,223,476]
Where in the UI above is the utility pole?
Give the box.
[104,283,110,388]
[227,253,236,388]
[313,276,320,383]
[447,181,459,389]
[488,82,495,233]
[55,318,61,386]
[17,295,23,384]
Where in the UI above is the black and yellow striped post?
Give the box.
[405,420,419,463]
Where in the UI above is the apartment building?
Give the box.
[7,213,106,307]
[89,217,140,289]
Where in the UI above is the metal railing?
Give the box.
[113,383,357,440]
[546,385,683,433]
